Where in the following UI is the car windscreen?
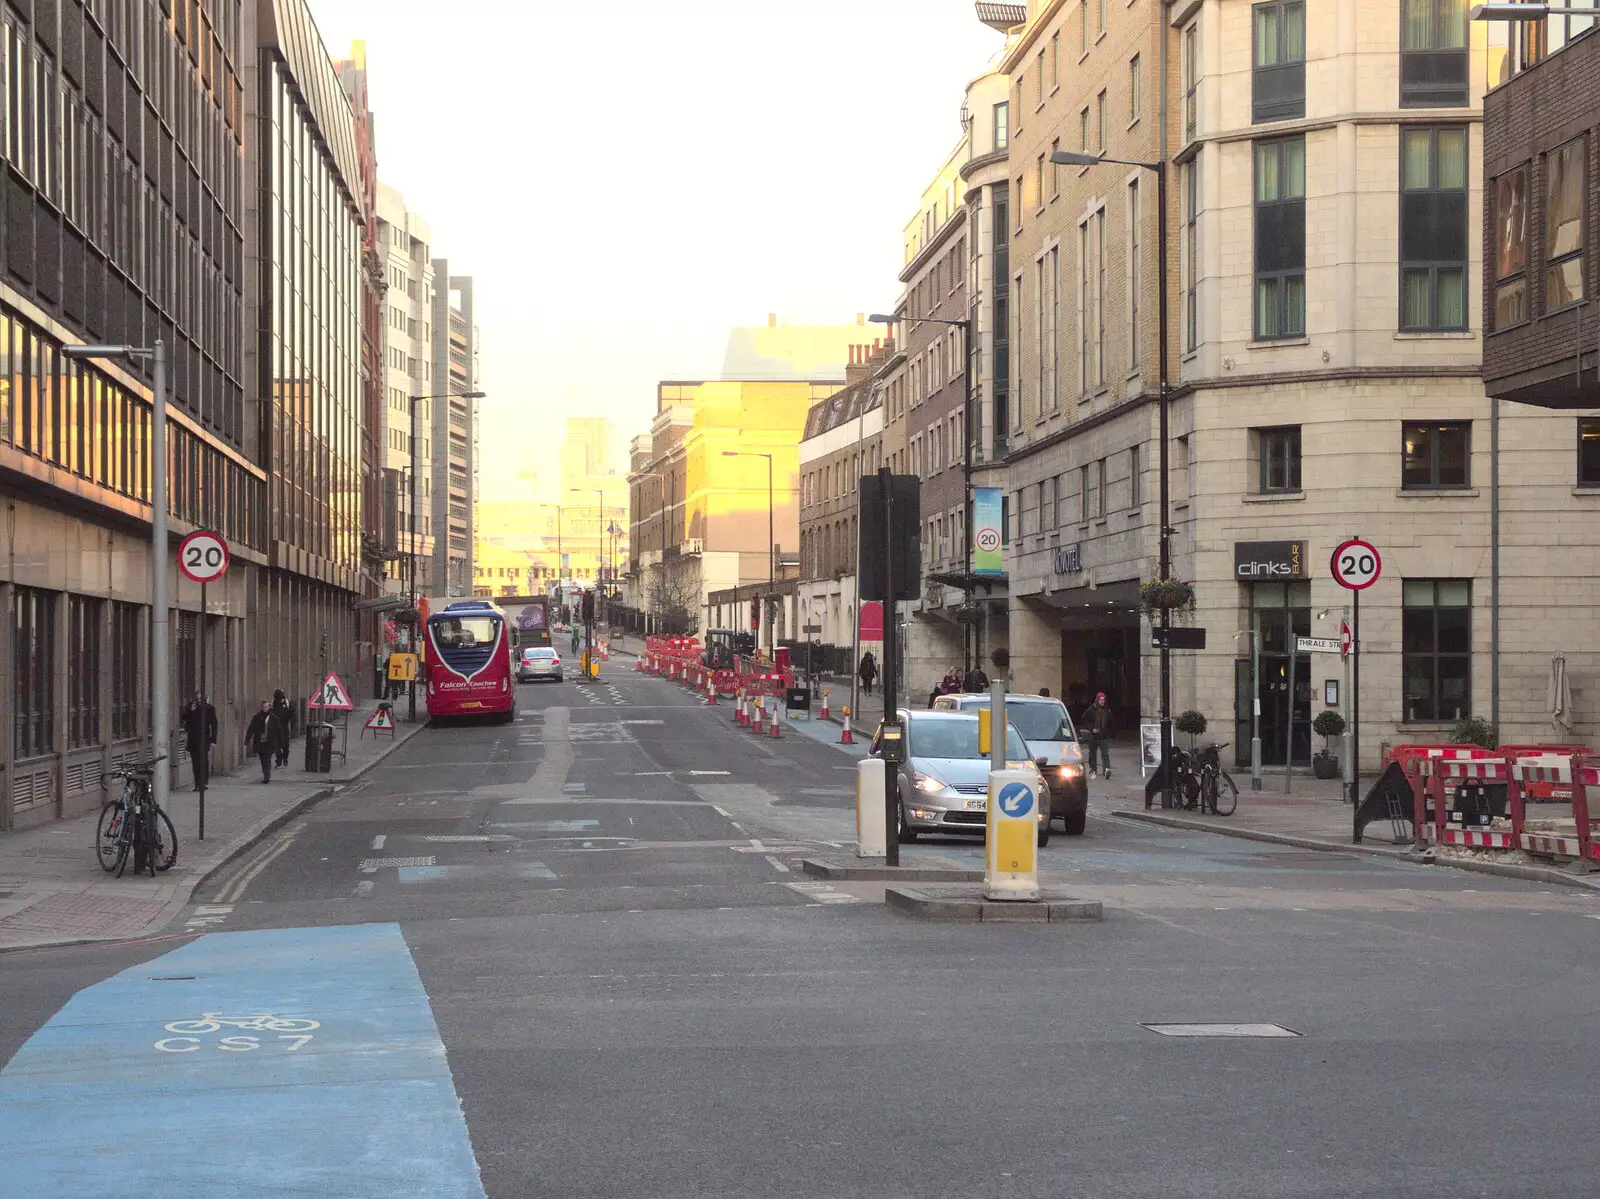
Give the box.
[1005,702,1074,741]
[910,719,1027,760]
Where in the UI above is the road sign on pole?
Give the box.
[308,672,353,711]
[1330,539,1380,817]
[1330,539,1381,591]
[177,530,230,584]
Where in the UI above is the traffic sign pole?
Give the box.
[177,530,229,843]
[1330,539,1381,813]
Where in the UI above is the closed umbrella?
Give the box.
[1549,653,1573,735]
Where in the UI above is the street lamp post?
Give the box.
[870,312,974,678]
[63,342,169,820]
[1052,148,1174,797]
[722,451,774,650]
[409,388,486,721]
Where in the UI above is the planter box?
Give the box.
[1312,755,1341,780]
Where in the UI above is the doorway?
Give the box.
[1233,582,1312,769]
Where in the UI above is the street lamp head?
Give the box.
[1051,149,1103,168]
[721,451,739,457]
[62,344,143,359]
[867,313,897,325]
[459,390,487,399]
[1469,3,1552,18]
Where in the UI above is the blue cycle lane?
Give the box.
[0,923,486,1197]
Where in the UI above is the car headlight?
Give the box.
[912,772,947,794]
[1058,764,1084,778]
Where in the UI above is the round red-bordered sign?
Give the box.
[178,530,231,584]
[1330,539,1381,591]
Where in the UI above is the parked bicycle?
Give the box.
[96,758,176,877]
[1148,743,1238,816]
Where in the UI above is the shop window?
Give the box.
[13,586,56,759]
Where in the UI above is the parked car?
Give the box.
[870,709,1052,845]
[517,646,564,683]
[932,693,1088,834]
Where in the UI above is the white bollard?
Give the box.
[856,757,887,859]
[985,769,1041,901]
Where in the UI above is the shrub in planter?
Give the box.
[991,647,1011,672]
[1312,710,1346,778]
[1449,716,1498,750]
[1175,709,1208,748]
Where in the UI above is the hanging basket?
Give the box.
[1139,578,1195,619]
[951,602,985,625]
[393,607,421,627]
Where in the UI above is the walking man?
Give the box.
[270,689,295,767]
[857,651,877,697]
[1084,692,1114,779]
[181,691,217,792]
[245,701,285,783]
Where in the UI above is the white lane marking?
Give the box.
[689,770,731,776]
[217,824,306,903]
[183,904,235,932]
[763,855,791,873]
[354,880,375,896]
[749,839,766,852]
[359,855,437,873]
[371,834,386,850]
[783,880,860,905]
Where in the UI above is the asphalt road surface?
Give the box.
[3,665,1599,1197]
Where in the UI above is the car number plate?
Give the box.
[965,798,987,810]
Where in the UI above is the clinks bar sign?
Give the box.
[1234,540,1307,580]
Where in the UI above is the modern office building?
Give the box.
[375,183,436,596]
[429,265,477,596]
[1,0,260,827]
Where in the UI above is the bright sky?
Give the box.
[306,0,1004,502]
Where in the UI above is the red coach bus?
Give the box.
[423,600,516,721]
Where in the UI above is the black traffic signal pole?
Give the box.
[880,465,899,868]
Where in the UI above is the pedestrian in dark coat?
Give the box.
[245,701,287,783]
[181,691,217,791]
[857,652,878,697]
[270,689,295,767]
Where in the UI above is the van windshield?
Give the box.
[909,719,1029,760]
[1006,703,1075,741]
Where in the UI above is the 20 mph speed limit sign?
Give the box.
[178,530,231,584]
[1330,538,1381,591]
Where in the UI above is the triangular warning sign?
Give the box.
[364,706,394,730]
[309,671,353,710]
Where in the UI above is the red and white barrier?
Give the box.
[1418,756,1516,849]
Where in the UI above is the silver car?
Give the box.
[870,709,1052,846]
[517,646,564,683]
[932,694,1087,834]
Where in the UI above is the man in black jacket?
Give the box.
[182,691,217,791]
[270,689,295,767]
[245,701,286,783]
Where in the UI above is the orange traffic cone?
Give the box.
[768,705,782,738]
[819,689,830,720]
[705,676,718,705]
[839,705,855,745]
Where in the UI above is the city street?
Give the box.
[3,665,1598,1197]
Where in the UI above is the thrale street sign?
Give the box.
[1295,636,1342,654]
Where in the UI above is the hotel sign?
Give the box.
[1233,540,1307,580]
[1053,543,1083,574]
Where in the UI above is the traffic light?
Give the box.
[581,591,595,622]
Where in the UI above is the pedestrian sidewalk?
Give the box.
[0,700,425,952]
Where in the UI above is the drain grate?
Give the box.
[1141,1023,1302,1038]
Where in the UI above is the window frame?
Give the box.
[1182,24,1199,143]
[1253,135,1307,341]
[1400,0,1470,109]
[1579,418,1600,488]
[1256,425,1303,493]
[1399,125,1470,332]
[1544,135,1587,313]
[1401,579,1472,724]
[1401,420,1472,490]
[1184,159,1200,351]
[993,101,1009,151]
[1492,164,1529,329]
[1251,0,1306,123]
[1129,54,1141,124]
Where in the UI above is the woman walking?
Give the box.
[857,651,878,697]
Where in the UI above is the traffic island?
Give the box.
[885,885,1104,923]
[800,857,984,883]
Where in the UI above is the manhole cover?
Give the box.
[1141,1023,1302,1038]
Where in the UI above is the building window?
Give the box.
[1257,426,1303,492]
[1581,419,1600,487]
[1183,24,1199,142]
[1082,459,1104,520]
[1546,136,1587,310]
[1402,421,1471,489]
[1402,580,1471,722]
[1051,31,1060,90]
[1000,492,1011,546]
[1080,0,1090,56]
[1253,1,1305,123]
[1129,178,1142,369]
[1400,0,1468,109]
[1079,106,1089,153]
[1400,126,1469,331]
[1050,138,1061,197]
[1493,166,1529,327]
[1037,50,1046,105]
[1129,444,1142,507]
[1254,136,1306,339]
[1096,89,1106,151]
[14,586,56,759]
[1080,212,1105,390]
[68,596,101,749]
[1042,474,1058,529]
[1036,152,1046,211]
[1185,159,1200,351]
[993,101,1009,151]
[1129,54,1141,123]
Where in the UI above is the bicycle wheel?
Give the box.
[96,803,128,873]
[1213,772,1239,816]
[1200,773,1217,816]
[150,807,178,872]
[115,807,137,878]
